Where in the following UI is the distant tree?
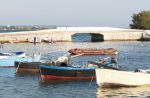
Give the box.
[130,10,150,30]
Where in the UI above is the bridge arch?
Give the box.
[71,33,104,42]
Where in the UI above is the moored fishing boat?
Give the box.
[15,55,70,74]
[95,69,150,88]
[39,65,96,81]
[68,48,117,55]
[15,61,52,73]
[39,58,119,82]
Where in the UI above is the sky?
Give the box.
[0,0,150,28]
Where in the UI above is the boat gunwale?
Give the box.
[40,65,95,71]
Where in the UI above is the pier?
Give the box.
[0,27,149,42]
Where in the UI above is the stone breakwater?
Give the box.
[0,27,149,43]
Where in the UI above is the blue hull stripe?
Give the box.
[40,65,95,71]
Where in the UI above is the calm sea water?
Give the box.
[72,33,91,42]
[0,30,35,33]
[0,41,150,98]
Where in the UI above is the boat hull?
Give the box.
[39,65,95,81]
[68,48,117,55]
[41,75,95,81]
[96,69,150,88]
[15,61,52,73]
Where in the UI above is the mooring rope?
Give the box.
[15,62,21,73]
[38,66,42,81]
[88,75,94,87]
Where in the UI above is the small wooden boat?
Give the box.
[68,48,117,55]
[39,65,96,82]
[95,69,150,88]
[39,60,119,82]
[15,61,52,73]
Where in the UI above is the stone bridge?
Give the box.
[0,27,148,43]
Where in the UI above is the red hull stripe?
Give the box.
[41,75,96,81]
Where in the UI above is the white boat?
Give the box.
[0,51,26,59]
[95,69,150,88]
[28,36,41,43]
[8,36,19,44]
[42,37,54,43]
[0,52,41,67]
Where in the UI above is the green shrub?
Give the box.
[130,10,150,30]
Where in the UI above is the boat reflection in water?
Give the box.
[96,86,150,98]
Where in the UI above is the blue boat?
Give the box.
[0,52,41,67]
[39,57,119,82]
[39,65,96,81]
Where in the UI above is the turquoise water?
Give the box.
[0,41,150,98]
